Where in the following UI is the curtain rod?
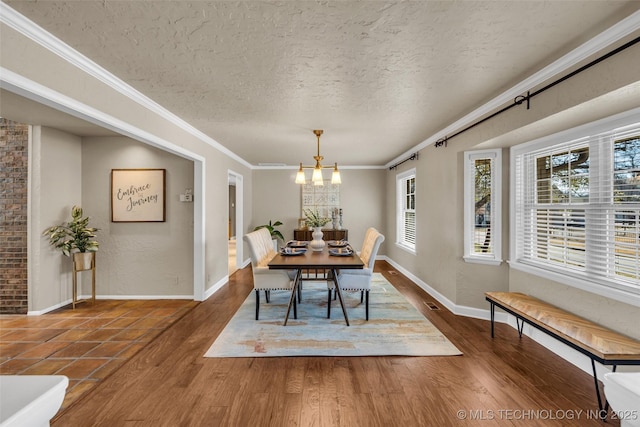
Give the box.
[389,152,418,170]
[434,35,640,148]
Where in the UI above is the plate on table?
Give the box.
[281,247,307,256]
[329,247,353,256]
[286,240,308,248]
[328,240,349,247]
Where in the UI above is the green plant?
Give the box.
[43,206,100,256]
[254,220,284,241]
[303,208,330,228]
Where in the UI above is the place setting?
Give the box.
[285,240,308,248]
[327,240,353,256]
[280,247,307,256]
[279,240,308,256]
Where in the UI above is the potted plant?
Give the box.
[43,205,100,270]
[303,208,331,251]
[254,220,284,251]
[303,208,331,228]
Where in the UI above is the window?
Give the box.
[464,149,502,265]
[396,169,416,252]
[512,111,640,302]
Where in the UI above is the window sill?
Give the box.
[463,255,502,266]
[509,260,640,307]
[395,242,416,255]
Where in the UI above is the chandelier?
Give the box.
[295,130,341,185]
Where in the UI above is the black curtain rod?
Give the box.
[389,152,418,170]
[434,35,640,148]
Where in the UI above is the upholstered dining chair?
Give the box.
[327,227,385,321]
[244,227,297,320]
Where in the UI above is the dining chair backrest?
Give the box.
[244,227,277,268]
[359,227,385,270]
[243,227,295,320]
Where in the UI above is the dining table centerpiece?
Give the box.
[304,208,331,251]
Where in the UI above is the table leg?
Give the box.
[332,268,350,326]
[284,270,301,326]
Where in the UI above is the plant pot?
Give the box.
[309,227,325,252]
[73,252,95,271]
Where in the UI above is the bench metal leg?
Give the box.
[516,318,524,338]
[490,302,495,338]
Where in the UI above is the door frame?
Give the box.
[228,170,243,271]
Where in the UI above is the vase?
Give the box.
[309,227,325,251]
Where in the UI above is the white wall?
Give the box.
[29,131,197,311]
[82,136,194,297]
[29,126,82,312]
[251,168,386,253]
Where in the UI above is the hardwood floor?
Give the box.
[52,261,616,426]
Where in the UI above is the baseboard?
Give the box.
[381,256,508,322]
[381,256,639,376]
[203,275,228,300]
[27,300,71,315]
[29,267,240,314]
[95,295,193,300]
[28,294,194,315]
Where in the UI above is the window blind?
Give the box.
[514,124,640,294]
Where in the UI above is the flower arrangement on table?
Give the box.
[303,208,331,228]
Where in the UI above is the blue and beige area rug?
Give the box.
[204,273,461,358]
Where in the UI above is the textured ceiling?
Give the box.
[3,1,640,167]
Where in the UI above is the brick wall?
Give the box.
[0,118,29,314]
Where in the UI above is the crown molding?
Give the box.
[385,9,640,168]
[0,67,205,163]
[0,1,251,169]
[252,164,386,170]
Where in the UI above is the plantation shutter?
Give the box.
[514,123,640,294]
[404,176,416,246]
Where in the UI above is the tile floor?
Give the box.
[0,299,197,411]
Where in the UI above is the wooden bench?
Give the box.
[486,291,640,418]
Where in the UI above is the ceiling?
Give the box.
[2,1,639,167]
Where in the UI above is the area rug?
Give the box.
[204,273,462,357]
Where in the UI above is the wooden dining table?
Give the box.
[268,245,364,326]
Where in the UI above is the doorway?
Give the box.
[228,171,243,275]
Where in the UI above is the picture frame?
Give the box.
[111,169,166,222]
[301,179,339,218]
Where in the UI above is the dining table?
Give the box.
[268,243,364,326]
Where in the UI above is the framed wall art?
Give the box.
[111,168,166,222]
[301,180,339,218]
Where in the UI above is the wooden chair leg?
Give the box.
[360,290,364,303]
[327,289,332,318]
[265,290,270,303]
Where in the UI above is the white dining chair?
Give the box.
[244,228,297,320]
[327,227,385,321]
